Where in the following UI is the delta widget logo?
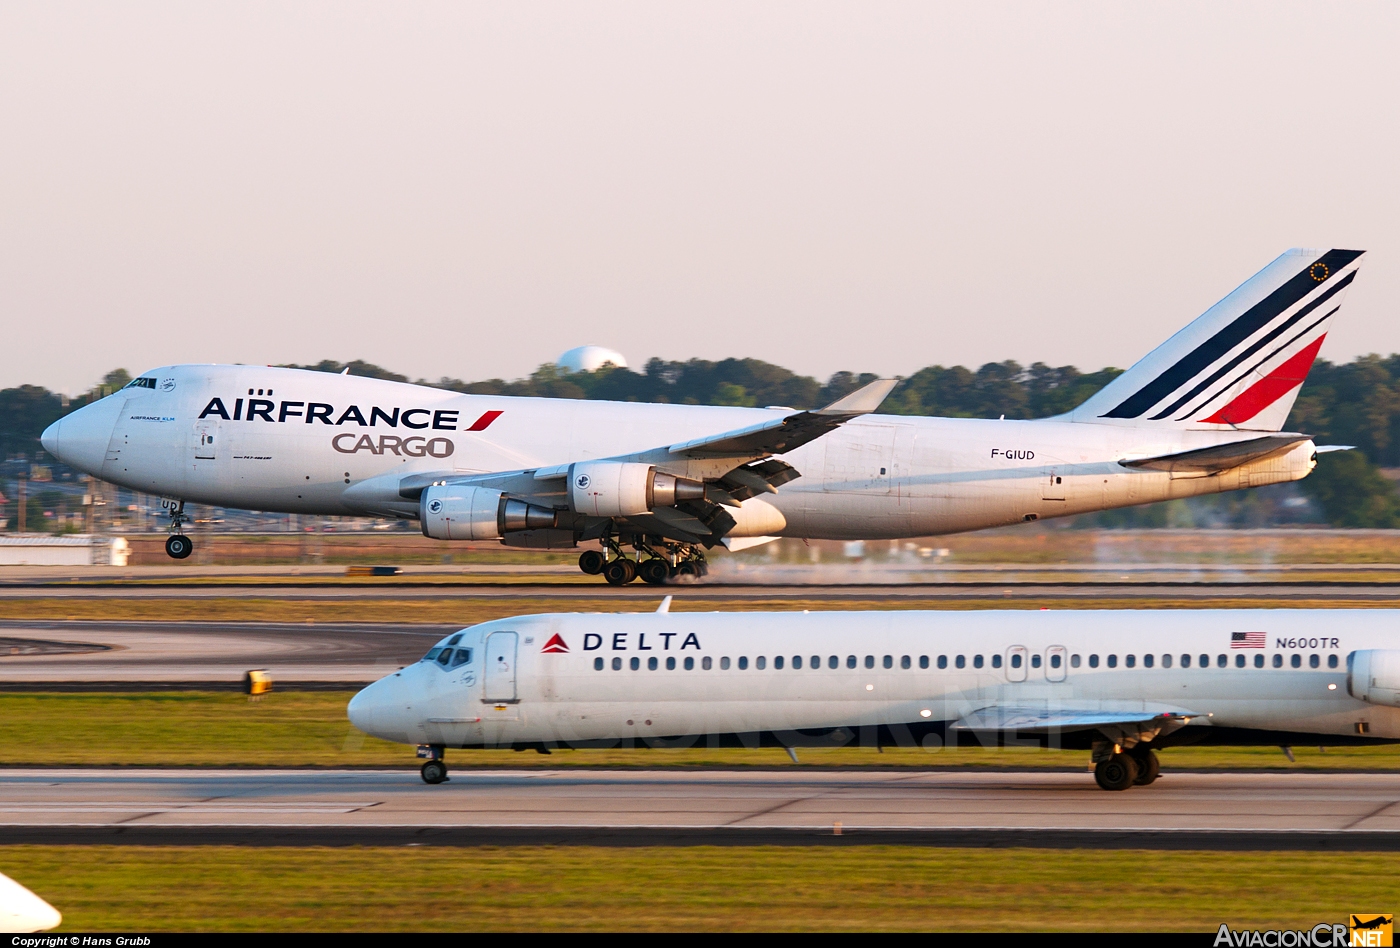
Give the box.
[541,634,569,653]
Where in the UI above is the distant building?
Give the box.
[557,346,628,374]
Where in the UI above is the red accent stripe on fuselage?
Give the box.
[467,410,503,431]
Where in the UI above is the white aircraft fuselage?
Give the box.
[348,608,1400,760]
[44,364,1314,541]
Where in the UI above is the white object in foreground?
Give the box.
[0,871,61,932]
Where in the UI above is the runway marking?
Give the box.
[1341,798,1400,830]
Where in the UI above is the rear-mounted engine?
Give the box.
[419,485,557,541]
[1348,649,1400,708]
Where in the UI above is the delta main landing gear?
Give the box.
[578,537,708,586]
[163,499,193,559]
[418,745,448,784]
[1091,743,1161,791]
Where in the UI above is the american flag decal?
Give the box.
[1231,631,1266,648]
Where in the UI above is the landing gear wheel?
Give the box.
[421,760,448,784]
[1094,754,1138,791]
[674,561,699,582]
[578,550,606,575]
[604,558,638,585]
[165,534,193,559]
[639,558,671,585]
[1131,749,1160,786]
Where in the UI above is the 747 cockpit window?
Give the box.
[124,377,157,389]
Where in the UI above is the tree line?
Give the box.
[4,356,1398,526]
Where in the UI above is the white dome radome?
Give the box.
[557,345,628,373]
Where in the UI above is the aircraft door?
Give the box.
[1006,646,1027,683]
[193,419,220,461]
[1046,646,1067,682]
[1041,469,1066,501]
[483,631,518,703]
[822,425,896,494]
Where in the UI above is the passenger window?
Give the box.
[1160,654,1171,669]
[739,656,749,670]
[1328,654,1339,669]
[1107,655,1117,668]
[864,655,875,669]
[721,657,731,670]
[792,656,802,670]
[1217,654,1227,668]
[1050,654,1061,669]
[955,655,966,669]
[1272,654,1283,668]
[883,655,893,669]
[1235,654,1245,668]
[973,655,984,669]
[612,657,622,671]
[847,655,857,669]
[594,657,604,671]
[756,656,766,670]
[703,656,712,670]
[684,657,694,670]
[1030,654,1041,669]
[920,655,929,669]
[631,657,641,670]
[829,655,838,669]
[1290,654,1301,668]
[1070,654,1081,668]
[810,655,820,669]
[1180,654,1190,668]
[992,654,1003,669]
[1126,654,1136,668]
[1011,653,1022,669]
[1254,654,1264,668]
[774,656,784,670]
[937,655,947,669]
[666,656,676,670]
[1142,654,1153,669]
[1088,654,1099,668]
[1309,654,1320,669]
[900,655,910,670]
[648,657,658,671]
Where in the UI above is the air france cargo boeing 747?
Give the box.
[347,606,1400,790]
[43,249,1364,583]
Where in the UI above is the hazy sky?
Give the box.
[3,2,1398,394]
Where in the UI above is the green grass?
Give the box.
[2,691,1398,770]
[1,595,1394,625]
[1,844,1388,931]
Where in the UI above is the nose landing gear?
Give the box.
[417,744,448,784]
[162,499,193,559]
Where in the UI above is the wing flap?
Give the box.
[952,706,1205,734]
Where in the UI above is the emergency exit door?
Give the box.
[483,631,518,703]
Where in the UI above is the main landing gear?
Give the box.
[418,745,448,784]
[163,499,193,559]
[1092,744,1160,791]
[578,537,708,586]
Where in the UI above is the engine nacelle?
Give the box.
[1348,650,1400,708]
[420,485,557,541]
[568,462,705,517]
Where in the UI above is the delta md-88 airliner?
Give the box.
[43,248,1364,583]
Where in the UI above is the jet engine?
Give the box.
[567,461,705,517]
[420,485,557,541]
[1348,650,1400,708]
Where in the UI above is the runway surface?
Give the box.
[0,620,446,684]
[4,768,1400,848]
[5,581,1400,602]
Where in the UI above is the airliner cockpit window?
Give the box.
[124,377,157,390]
[450,648,473,668]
